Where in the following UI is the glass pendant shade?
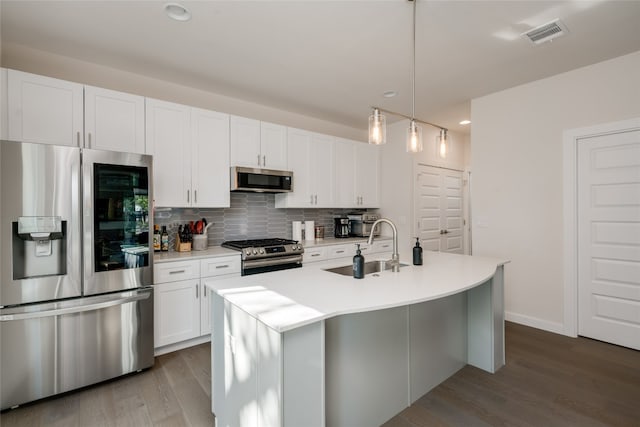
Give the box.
[368,108,387,145]
[406,120,423,153]
[437,129,449,159]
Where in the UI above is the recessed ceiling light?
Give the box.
[165,3,191,22]
[459,120,471,125]
[383,91,397,98]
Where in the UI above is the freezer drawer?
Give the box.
[0,288,154,410]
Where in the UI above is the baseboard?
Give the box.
[154,334,211,356]
[505,311,567,336]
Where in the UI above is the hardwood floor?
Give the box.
[2,322,639,426]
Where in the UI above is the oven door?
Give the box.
[82,149,153,295]
[242,254,303,276]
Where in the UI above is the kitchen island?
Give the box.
[205,251,508,427]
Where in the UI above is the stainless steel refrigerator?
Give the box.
[0,140,154,410]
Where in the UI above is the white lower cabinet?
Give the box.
[154,278,201,347]
[154,255,240,352]
[303,239,393,264]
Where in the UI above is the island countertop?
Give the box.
[205,251,508,333]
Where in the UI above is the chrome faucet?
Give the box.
[367,218,400,272]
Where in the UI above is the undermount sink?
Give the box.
[324,260,409,277]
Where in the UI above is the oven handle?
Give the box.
[243,255,303,269]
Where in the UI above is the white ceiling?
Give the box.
[2,1,640,134]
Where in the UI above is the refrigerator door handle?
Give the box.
[0,291,151,322]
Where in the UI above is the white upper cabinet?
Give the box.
[84,85,145,153]
[6,69,145,153]
[334,138,380,208]
[146,98,191,207]
[191,107,230,207]
[146,98,230,208]
[354,142,380,208]
[230,116,287,170]
[275,128,334,208]
[334,138,356,207]
[7,69,83,146]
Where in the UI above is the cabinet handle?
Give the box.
[335,250,345,254]
[77,132,81,147]
[187,190,190,203]
[204,287,207,297]
[310,195,314,204]
[311,253,321,257]
[88,132,92,148]
[215,264,229,269]
[314,194,318,205]
[196,284,199,299]
[194,190,197,204]
[263,155,266,167]
[257,154,261,166]
[169,270,186,274]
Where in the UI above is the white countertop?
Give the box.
[205,251,508,333]
[154,246,239,263]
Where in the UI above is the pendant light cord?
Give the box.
[411,0,416,121]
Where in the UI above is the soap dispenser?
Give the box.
[413,237,423,265]
[353,243,365,279]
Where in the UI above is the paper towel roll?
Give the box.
[305,220,315,241]
[292,221,303,242]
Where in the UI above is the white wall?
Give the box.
[379,119,469,254]
[0,42,365,140]
[471,50,640,334]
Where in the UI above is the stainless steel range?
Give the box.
[222,238,304,275]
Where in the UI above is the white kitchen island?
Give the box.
[205,251,508,427]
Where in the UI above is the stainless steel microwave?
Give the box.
[230,166,293,193]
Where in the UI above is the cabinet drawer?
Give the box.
[154,260,200,284]
[371,240,393,254]
[303,247,328,263]
[201,256,241,278]
[327,244,356,260]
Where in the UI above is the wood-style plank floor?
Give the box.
[2,322,639,426]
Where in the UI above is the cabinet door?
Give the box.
[260,121,287,170]
[276,127,313,207]
[7,69,83,146]
[145,98,191,207]
[334,139,356,208]
[84,85,145,153]
[154,279,201,347]
[201,280,211,336]
[191,107,230,207]
[355,142,380,208]
[230,115,261,168]
[311,133,335,207]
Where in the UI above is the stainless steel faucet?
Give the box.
[367,218,400,272]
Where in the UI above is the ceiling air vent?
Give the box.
[521,19,568,45]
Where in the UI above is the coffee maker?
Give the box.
[334,217,350,238]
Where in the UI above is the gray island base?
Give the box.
[207,252,507,427]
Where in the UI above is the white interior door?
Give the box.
[415,165,464,254]
[577,129,640,350]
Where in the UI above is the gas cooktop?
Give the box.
[221,238,298,250]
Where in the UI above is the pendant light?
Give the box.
[367,0,447,155]
[437,128,449,159]
[406,0,422,153]
[368,108,386,145]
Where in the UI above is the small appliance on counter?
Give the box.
[334,217,350,238]
[348,212,381,237]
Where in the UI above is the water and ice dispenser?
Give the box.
[12,216,67,280]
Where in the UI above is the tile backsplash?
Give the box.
[154,193,366,249]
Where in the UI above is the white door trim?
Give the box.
[562,117,640,337]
